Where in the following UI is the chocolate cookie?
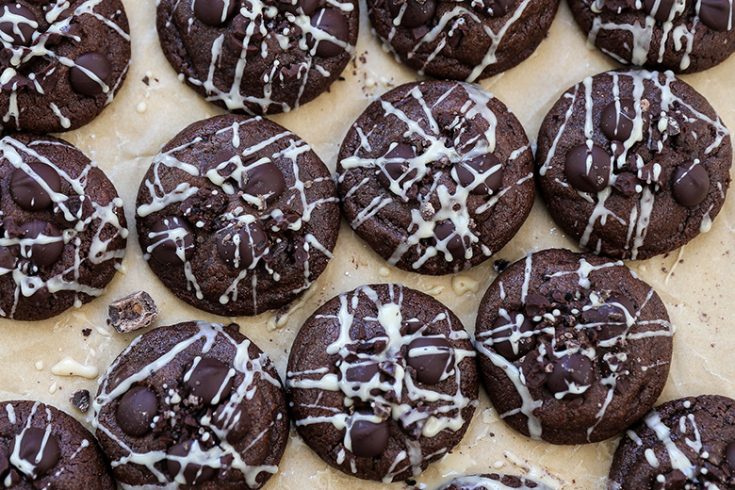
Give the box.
[609,395,735,489]
[286,284,479,483]
[367,0,559,81]
[337,81,534,275]
[0,400,114,489]
[93,321,289,489]
[136,114,340,316]
[474,248,673,445]
[156,0,358,115]
[568,0,735,73]
[438,474,551,489]
[536,70,731,260]
[0,0,131,133]
[0,134,128,321]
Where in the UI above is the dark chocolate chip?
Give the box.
[69,53,113,97]
[453,153,503,195]
[491,314,536,360]
[546,354,594,395]
[387,0,436,27]
[14,428,61,477]
[243,163,285,204]
[643,0,680,22]
[658,470,688,489]
[672,164,709,207]
[345,362,380,382]
[166,441,217,485]
[10,163,61,211]
[381,143,418,190]
[564,144,611,193]
[433,220,465,260]
[193,0,238,26]
[116,386,158,437]
[582,295,634,340]
[613,171,638,197]
[21,221,63,267]
[215,220,268,269]
[148,216,194,265]
[213,405,249,443]
[524,292,550,318]
[349,417,389,457]
[726,441,735,467]
[309,8,349,57]
[407,336,452,384]
[185,357,234,404]
[600,98,637,142]
[0,5,37,46]
[699,0,735,32]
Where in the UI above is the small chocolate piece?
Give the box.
[490,315,536,361]
[387,0,436,28]
[70,390,91,413]
[147,216,194,265]
[564,144,611,193]
[310,8,350,57]
[433,220,465,260]
[672,164,709,207]
[643,0,679,22]
[193,0,238,26]
[406,336,452,384]
[185,357,234,404]
[0,5,37,46]
[243,163,286,204]
[14,428,61,477]
[69,53,113,97]
[107,291,159,334]
[699,0,735,32]
[21,221,64,268]
[349,418,390,457]
[453,154,503,195]
[10,163,62,211]
[166,441,217,484]
[600,98,637,142]
[116,386,158,437]
[215,221,268,269]
[545,354,594,395]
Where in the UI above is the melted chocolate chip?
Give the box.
[148,216,194,265]
[433,220,465,260]
[0,5,37,46]
[643,0,680,22]
[193,0,238,25]
[21,221,63,267]
[116,386,158,437]
[213,405,249,444]
[491,315,536,360]
[309,8,349,57]
[726,441,735,467]
[672,164,709,207]
[69,53,113,97]
[600,98,637,142]
[387,0,436,27]
[564,144,611,193]
[546,354,594,395]
[243,163,286,204]
[381,143,418,190]
[345,362,380,382]
[215,220,268,269]
[13,428,61,477]
[581,295,634,340]
[10,163,61,211]
[349,417,389,457]
[453,153,503,195]
[278,0,322,15]
[166,441,217,485]
[185,357,234,404]
[407,336,452,384]
[524,292,550,318]
[699,0,735,32]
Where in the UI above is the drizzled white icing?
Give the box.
[92,321,287,489]
[286,284,478,483]
[338,81,533,273]
[439,473,552,490]
[0,135,127,319]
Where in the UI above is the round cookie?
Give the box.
[136,114,340,316]
[93,321,289,489]
[156,0,358,115]
[0,134,128,321]
[474,248,673,445]
[438,473,551,489]
[0,400,114,489]
[609,395,735,489]
[536,70,732,260]
[568,0,735,73]
[286,284,478,483]
[0,0,131,133]
[368,0,559,81]
[337,81,535,275]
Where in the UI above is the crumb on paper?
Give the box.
[108,291,158,334]
[82,328,92,337]
[71,390,91,414]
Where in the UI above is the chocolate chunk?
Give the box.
[564,144,611,193]
[672,164,709,207]
[387,0,436,27]
[166,441,217,484]
[407,336,452,384]
[185,357,234,404]
[21,221,64,267]
[0,5,37,46]
[726,441,735,467]
[107,291,159,333]
[0,448,7,478]
[381,143,418,190]
[600,98,637,142]
[698,0,735,32]
[243,163,286,204]
[643,0,679,22]
[349,417,390,457]
[546,353,594,395]
[13,428,61,477]
[215,220,268,269]
[116,386,158,437]
[524,292,550,317]
[309,8,349,57]
[433,220,465,260]
[10,163,62,211]
[193,0,238,26]
[148,216,194,265]
[69,53,113,97]
[613,171,639,196]
[345,362,380,382]
[453,154,503,195]
[71,389,91,413]
[582,295,634,340]
[213,404,250,443]
[490,315,536,360]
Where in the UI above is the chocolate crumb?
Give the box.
[108,291,158,334]
[71,390,90,413]
[82,328,92,337]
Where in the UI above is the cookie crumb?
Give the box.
[71,390,91,414]
[108,291,158,334]
[82,328,92,337]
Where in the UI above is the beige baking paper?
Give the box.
[0,1,733,489]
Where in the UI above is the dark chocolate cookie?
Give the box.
[568,0,735,73]
[536,70,731,260]
[438,473,551,489]
[337,81,534,275]
[0,133,128,321]
[93,321,289,489]
[156,0,358,115]
[609,395,735,489]
[474,248,673,445]
[0,0,131,133]
[286,284,479,483]
[367,0,560,81]
[136,114,340,317]
[0,400,114,489]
